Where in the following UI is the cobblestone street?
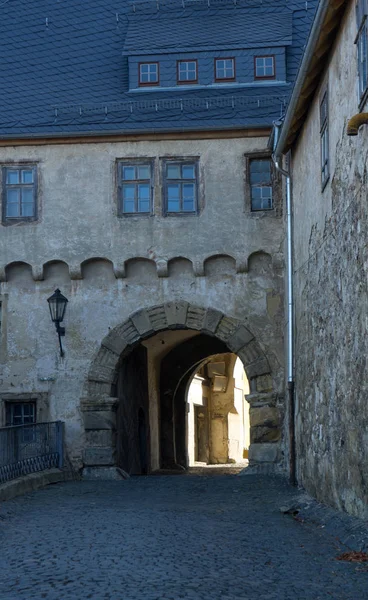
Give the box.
[0,473,367,600]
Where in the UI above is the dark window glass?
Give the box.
[250,159,273,211]
[119,163,152,214]
[165,162,198,213]
[357,0,368,101]
[320,91,329,189]
[6,402,36,426]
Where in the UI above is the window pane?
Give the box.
[21,188,33,204]
[21,170,33,184]
[138,184,150,212]
[167,184,180,211]
[141,65,149,74]
[182,165,195,179]
[138,165,150,180]
[167,165,181,179]
[123,166,136,181]
[183,183,195,211]
[6,170,19,184]
[7,188,20,203]
[123,184,136,212]
[6,203,19,217]
[22,203,34,217]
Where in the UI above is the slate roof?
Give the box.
[0,0,318,138]
[123,9,293,54]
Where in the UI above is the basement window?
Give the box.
[356,0,368,104]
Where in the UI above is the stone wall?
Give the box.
[291,0,368,518]
[0,134,285,472]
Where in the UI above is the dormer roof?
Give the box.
[123,8,292,56]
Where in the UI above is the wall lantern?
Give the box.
[47,288,68,357]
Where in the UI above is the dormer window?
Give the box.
[139,62,159,86]
[177,60,197,84]
[215,58,235,82]
[255,56,275,79]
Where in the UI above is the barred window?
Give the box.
[2,165,37,223]
[249,159,273,211]
[6,402,36,426]
[356,0,368,102]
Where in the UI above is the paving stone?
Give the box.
[0,474,367,600]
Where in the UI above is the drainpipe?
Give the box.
[272,121,296,486]
[346,113,368,135]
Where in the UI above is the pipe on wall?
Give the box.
[272,122,296,486]
[346,113,368,136]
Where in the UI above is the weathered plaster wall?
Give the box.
[291,0,368,518]
[0,135,285,470]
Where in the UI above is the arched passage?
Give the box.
[81,303,281,478]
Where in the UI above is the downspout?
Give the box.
[272,121,296,486]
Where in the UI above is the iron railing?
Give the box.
[0,421,64,484]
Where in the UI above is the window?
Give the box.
[249,159,273,211]
[177,60,197,84]
[164,161,198,214]
[356,0,368,102]
[118,162,153,215]
[320,91,329,189]
[215,58,235,81]
[6,401,36,426]
[139,62,159,86]
[255,56,275,79]
[2,165,37,222]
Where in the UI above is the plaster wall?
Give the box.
[0,135,285,470]
[291,0,368,517]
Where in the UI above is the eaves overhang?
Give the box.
[275,0,349,156]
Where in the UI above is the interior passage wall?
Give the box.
[291,0,368,518]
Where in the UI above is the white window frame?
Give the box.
[177,60,197,83]
[139,62,159,86]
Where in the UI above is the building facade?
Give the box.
[0,0,316,477]
[275,0,368,518]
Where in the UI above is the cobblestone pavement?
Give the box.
[1,473,367,600]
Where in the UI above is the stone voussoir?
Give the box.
[164,301,189,327]
[203,308,223,334]
[88,364,116,384]
[130,309,155,337]
[226,325,254,353]
[246,358,271,379]
[101,332,129,356]
[185,306,206,330]
[146,305,168,331]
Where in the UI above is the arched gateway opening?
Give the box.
[81,303,281,478]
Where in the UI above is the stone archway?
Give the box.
[81,302,281,478]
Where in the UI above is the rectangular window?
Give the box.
[320,91,329,189]
[249,159,273,211]
[255,56,275,79]
[2,165,37,222]
[164,161,198,214]
[5,401,36,426]
[118,162,153,215]
[139,62,159,86]
[215,58,235,81]
[356,0,368,102]
[177,60,197,84]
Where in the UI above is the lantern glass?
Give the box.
[47,289,68,323]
